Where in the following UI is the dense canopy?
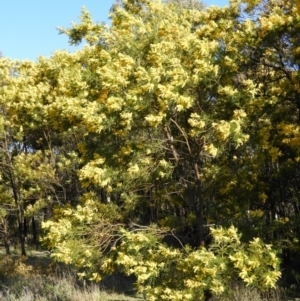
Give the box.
[1,0,300,299]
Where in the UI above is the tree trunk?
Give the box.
[32,217,38,250]
[188,182,204,247]
[18,214,26,256]
[2,218,10,255]
[9,168,26,256]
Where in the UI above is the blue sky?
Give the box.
[1,0,228,61]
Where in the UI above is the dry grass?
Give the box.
[0,249,142,301]
[214,282,289,301]
[0,275,142,301]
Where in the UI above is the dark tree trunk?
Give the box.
[2,218,10,255]
[23,217,28,238]
[32,217,38,250]
[18,211,26,256]
[188,181,204,247]
[9,168,26,256]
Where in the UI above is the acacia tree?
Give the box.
[38,0,251,247]
[0,58,83,255]
[39,0,281,298]
[3,0,295,298]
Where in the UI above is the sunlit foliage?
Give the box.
[2,0,300,297]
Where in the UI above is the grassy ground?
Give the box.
[0,249,142,301]
[0,275,142,301]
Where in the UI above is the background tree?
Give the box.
[0,58,83,255]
